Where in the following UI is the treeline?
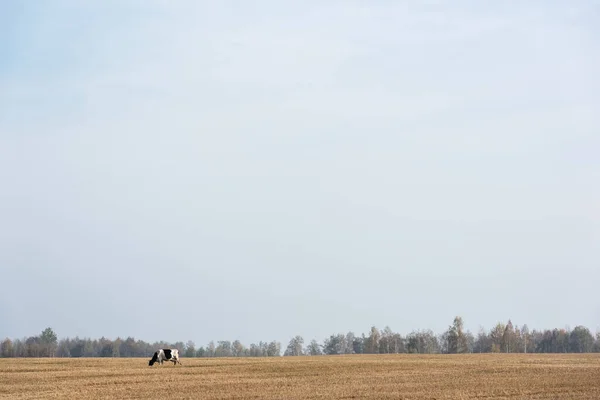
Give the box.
[0,330,281,358]
[306,318,600,355]
[2,317,600,358]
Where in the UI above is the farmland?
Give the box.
[0,354,599,399]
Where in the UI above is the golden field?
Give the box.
[1,354,599,399]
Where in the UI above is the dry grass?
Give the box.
[1,354,599,399]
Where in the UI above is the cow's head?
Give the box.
[148,352,158,366]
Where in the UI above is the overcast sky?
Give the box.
[1,1,598,346]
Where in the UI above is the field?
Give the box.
[1,354,599,399]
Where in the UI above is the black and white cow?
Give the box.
[148,349,182,366]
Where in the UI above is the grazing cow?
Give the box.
[149,349,182,366]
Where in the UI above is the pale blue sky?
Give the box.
[1,1,598,346]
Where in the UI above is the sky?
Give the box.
[1,1,599,346]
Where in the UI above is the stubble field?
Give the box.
[0,354,599,399]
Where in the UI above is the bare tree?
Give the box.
[284,336,304,356]
[232,340,246,357]
[184,341,196,358]
[445,317,468,354]
[489,323,506,353]
[0,338,13,357]
[364,326,380,354]
[267,341,281,356]
[305,339,322,356]
[502,320,516,353]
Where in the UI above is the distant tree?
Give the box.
[489,323,505,353]
[594,332,600,353]
[473,328,491,353]
[537,330,553,353]
[284,336,304,356]
[305,339,322,356]
[232,340,246,357]
[83,339,96,357]
[137,339,152,357]
[364,327,380,354]
[569,326,594,353]
[322,336,335,355]
[69,338,84,357]
[425,331,440,354]
[119,337,137,357]
[56,339,71,357]
[391,333,405,353]
[511,325,523,353]
[98,337,113,357]
[352,335,364,354]
[185,341,196,358]
[40,328,58,357]
[537,329,570,353]
[267,341,281,357]
[0,338,13,357]
[13,338,26,357]
[40,328,57,343]
[344,332,356,354]
[196,346,206,357]
[502,320,516,353]
[215,341,232,357]
[322,334,345,355]
[555,329,570,353]
[406,331,420,354]
[445,317,468,354]
[337,333,350,354]
[25,336,42,357]
[464,330,475,353]
[379,326,393,354]
[529,329,543,353]
[260,342,269,356]
[111,338,121,357]
[406,330,439,354]
[206,341,216,357]
[521,325,530,353]
[247,343,260,357]
[439,330,449,354]
[378,327,404,354]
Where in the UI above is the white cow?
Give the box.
[148,349,182,366]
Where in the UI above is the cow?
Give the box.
[148,349,182,366]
